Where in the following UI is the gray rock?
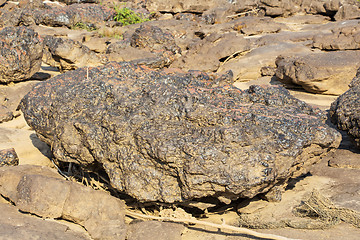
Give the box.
[0,26,43,83]
[0,148,18,167]
[20,62,341,204]
[275,51,360,95]
[334,3,360,21]
[330,68,360,148]
[0,165,127,240]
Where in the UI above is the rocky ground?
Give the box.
[1,0,360,239]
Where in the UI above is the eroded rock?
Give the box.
[275,51,360,95]
[0,26,43,83]
[313,24,360,50]
[0,165,127,240]
[330,68,360,148]
[20,62,341,203]
[43,35,102,72]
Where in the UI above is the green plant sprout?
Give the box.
[113,6,149,26]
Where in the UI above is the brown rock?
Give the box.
[0,202,90,240]
[43,35,102,72]
[275,51,360,95]
[0,148,18,167]
[145,0,231,13]
[313,25,360,50]
[334,3,360,20]
[127,221,184,240]
[171,32,250,72]
[232,16,288,36]
[0,165,127,240]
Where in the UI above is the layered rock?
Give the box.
[20,62,341,203]
[275,51,360,95]
[43,35,102,72]
[0,26,43,83]
[107,24,181,68]
[330,68,360,148]
[0,165,127,240]
[313,24,360,50]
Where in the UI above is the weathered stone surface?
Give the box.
[330,68,360,148]
[19,3,115,28]
[145,0,231,13]
[0,80,39,123]
[43,35,102,72]
[171,32,251,72]
[0,202,90,240]
[334,3,360,21]
[0,148,18,167]
[313,24,360,50]
[218,42,312,82]
[232,16,288,36]
[20,62,341,203]
[127,221,184,240]
[107,24,180,68]
[0,26,43,83]
[275,51,360,95]
[0,165,127,240]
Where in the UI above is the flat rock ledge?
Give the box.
[20,62,341,203]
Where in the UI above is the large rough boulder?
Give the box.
[275,51,360,95]
[20,62,341,203]
[330,68,360,148]
[0,26,43,83]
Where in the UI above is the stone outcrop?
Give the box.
[0,26,43,83]
[20,62,341,203]
[275,51,360,95]
[313,24,360,50]
[107,24,181,68]
[43,35,102,72]
[330,68,360,148]
[0,165,127,240]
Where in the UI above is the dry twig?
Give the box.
[126,210,301,240]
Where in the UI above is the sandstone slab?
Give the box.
[275,51,360,95]
[0,165,127,240]
[20,62,341,204]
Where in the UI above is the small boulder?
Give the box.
[0,148,19,167]
[0,26,43,83]
[275,51,360,95]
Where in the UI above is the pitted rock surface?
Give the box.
[20,62,341,203]
[18,3,115,28]
[0,26,43,83]
[330,68,360,148]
